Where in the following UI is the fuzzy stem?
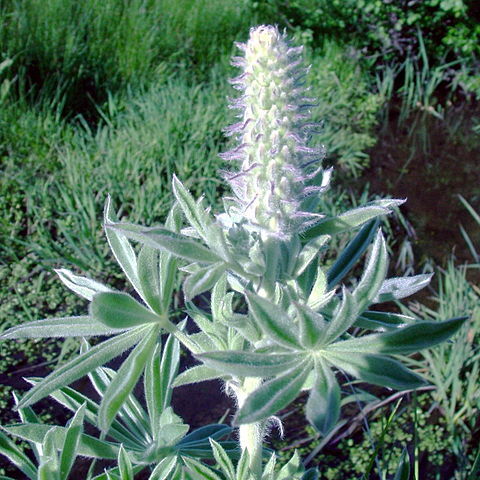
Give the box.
[236,377,264,478]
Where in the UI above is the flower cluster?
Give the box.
[220,25,330,238]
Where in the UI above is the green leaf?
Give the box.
[108,223,222,264]
[327,219,378,288]
[148,456,177,480]
[262,453,276,480]
[236,360,312,425]
[138,246,163,314]
[197,351,301,378]
[323,288,357,344]
[236,449,251,480]
[352,229,388,312]
[179,424,232,446]
[18,326,148,408]
[99,326,159,432]
[59,403,85,480]
[246,292,300,349]
[1,316,125,339]
[172,175,211,240]
[210,438,235,480]
[38,427,60,480]
[172,365,222,387]
[0,430,37,479]
[91,292,166,329]
[302,469,319,480]
[277,451,303,479]
[305,360,340,435]
[184,264,226,300]
[118,445,134,480]
[3,424,118,459]
[92,465,145,480]
[302,202,402,239]
[90,366,150,442]
[325,351,426,390]
[354,311,414,331]
[182,456,223,480]
[30,380,138,448]
[294,302,327,348]
[145,334,180,439]
[104,196,142,297]
[393,448,410,480]
[293,235,330,277]
[55,269,112,301]
[373,274,432,303]
[327,316,467,355]
[307,266,331,310]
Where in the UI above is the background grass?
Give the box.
[0,0,479,478]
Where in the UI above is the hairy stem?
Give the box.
[236,377,264,478]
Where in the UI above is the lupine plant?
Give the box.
[0,25,466,479]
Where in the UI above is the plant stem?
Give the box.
[236,377,264,479]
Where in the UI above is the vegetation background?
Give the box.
[0,0,479,478]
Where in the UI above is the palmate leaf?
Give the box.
[235,359,312,425]
[98,325,160,433]
[324,351,426,390]
[305,360,340,435]
[2,424,118,459]
[26,379,139,448]
[59,403,85,480]
[118,445,134,480]
[294,302,327,348]
[18,326,149,409]
[182,456,223,480]
[326,316,467,355]
[0,430,37,479]
[245,292,300,350]
[90,292,166,329]
[104,196,143,300]
[89,366,150,443]
[327,218,378,289]
[354,311,415,331]
[184,264,226,300]
[55,268,112,301]
[107,222,222,264]
[352,229,388,312]
[148,456,177,480]
[137,246,164,315]
[210,439,236,480]
[1,316,125,339]
[322,288,357,344]
[172,364,222,387]
[92,465,145,480]
[373,274,433,303]
[293,235,330,277]
[38,427,59,480]
[302,200,403,239]
[172,174,212,241]
[196,351,301,378]
[144,334,180,439]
